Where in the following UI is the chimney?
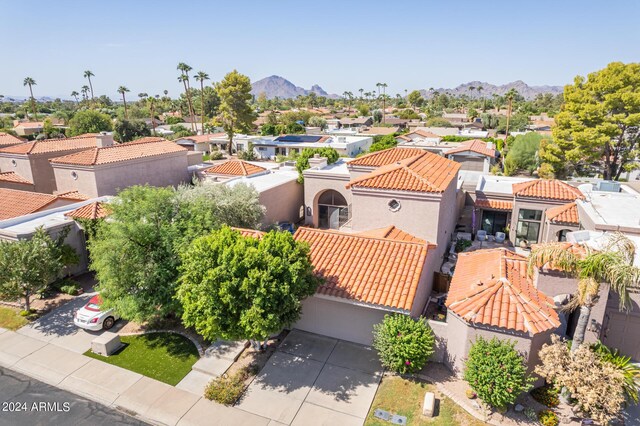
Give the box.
[96,132,114,148]
[308,154,327,169]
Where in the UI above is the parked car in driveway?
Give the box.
[74,295,119,331]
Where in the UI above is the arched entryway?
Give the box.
[317,190,349,229]
[556,229,573,242]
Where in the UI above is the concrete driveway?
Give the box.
[237,329,382,425]
[15,293,124,354]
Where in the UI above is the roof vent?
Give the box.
[596,180,621,193]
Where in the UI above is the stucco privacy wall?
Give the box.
[259,179,303,228]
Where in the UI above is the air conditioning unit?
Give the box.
[597,180,621,193]
[566,230,592,243]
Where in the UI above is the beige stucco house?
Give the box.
[0,133,102,193]
[49,135,190,197]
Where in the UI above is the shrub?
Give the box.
[369,134,397,153]
[523,407,537,421]
[372,314,435,374]
[454,239,472,253]
[237,143,257,161]
[531,384,559,408]
[463,337,534,409]
[295,147,339,183]
[204,372,246,405]
[60,282,81,295]
[537,409,559,426]
[206,151,223,161]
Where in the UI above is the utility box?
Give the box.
[91,332,124,356]
[423,392,435,417]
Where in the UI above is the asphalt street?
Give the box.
[0,367,147,426]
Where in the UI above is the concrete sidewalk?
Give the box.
[0,327,270,426]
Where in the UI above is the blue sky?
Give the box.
[1,0,638,98]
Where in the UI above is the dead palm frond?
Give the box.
[528,243,580,277]
[563,277,600,313]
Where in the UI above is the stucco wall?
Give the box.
[52,152,190,197]
[0,155,34,184]
[510,198,570,245]
[542,221,579,243]
[259,179,303,228]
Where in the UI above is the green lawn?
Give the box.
[366,376,486,426]
[0,306,28,330]
[84,332,199,386]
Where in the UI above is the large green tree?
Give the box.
[550,62,640,180]
[113,119,150,142]
[0,228,73,311]
[217,70,257,155]
[177,227,320,348]
[68,110,113,136]
[89,183,265,323]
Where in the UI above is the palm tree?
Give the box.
[81,85,90,101]
[147,96,157,136]
[504,88,518,136]
[83,70,95,100]
[70,91,79,104]
[528,233,640,353]
[358,88,364,101]
[23,77,37,121]
[195,71,210,134]
[343,91,353,114]
[177,63,196,132]
[380,83,388,123]
[477,86,485,111]
[117,86,130,119]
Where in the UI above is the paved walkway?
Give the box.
[237,329,382,425]
[0,327,270,426]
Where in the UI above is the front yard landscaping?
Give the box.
[84,332,199,385]
[365,376,486,426]
[0,306,28,330]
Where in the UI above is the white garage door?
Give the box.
[457,157,485,172]
[603,311,640,361]
[294,296,389,345]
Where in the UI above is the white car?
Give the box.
[74,295,119,331]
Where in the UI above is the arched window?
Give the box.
[557,229,572,242]
[318,190,349,229]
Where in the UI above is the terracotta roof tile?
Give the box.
[545,202,579,225]
[446,249,560,334]
[203,160,267,177]
[49,139,185,166]
[512,179,584,201]
[406,130,441,139]
[347,150,460,193]
[0,132,25,147]
[355,226,427,244]
[0,134,99,155]
[474,197,513,211]
[56,191,90,201]
[0,172,32,185]
[294,227,430,310]
[231,227,266,238]
[348,147,425,167]
[0,188,58,220]
[64,202,110,220]
[446,139,497,157]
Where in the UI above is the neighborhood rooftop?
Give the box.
[0,133,100,155]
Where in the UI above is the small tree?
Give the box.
[464,337,534,409]
[113,119,150,142]
[0,229,67,311]
[294,147,339,183]
[372,314,435,374]
[217,70,257,155]
[176,227,320,348]
[536,336,626,423]
[68,110,113,136]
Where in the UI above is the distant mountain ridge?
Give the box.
[419,80,563,100]
[251,75,338,99]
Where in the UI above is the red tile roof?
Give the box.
[348,147,425,167]
[545,202,579,225]
[0,132,25,147]
[0,188,59,220]
[402,130,441,139]
[49,139,186,166]
[203,160,267,177]
[446,249,560,334]
[294,227,430,310]
[355,226,427,244]
[56,191,90,201]
[231,227,266,238]
[474,197,513,211]
[446,139,497,157]
[512,179,584,201]
[347,150,460,193]
[64,202,111,220]
[0,134,99,155]
[0,172,32,185]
